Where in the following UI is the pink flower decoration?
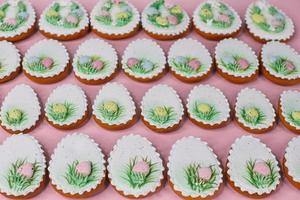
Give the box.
[218,14,230,23]
[76,161,92,176]
[271,19,282,28]
[41,57,54,68]
[100,10,110,17]
[17,163,34,178]
[167,15,178,25]
[114,0,121,4]
[92,60,104,70]
[237,58,250,70]
[6,18,17,26]
[188,59,201,70]
[132,160,150,174]
[197,167,212,181]
[285,61,295,72]
[127,57,139,67]
[66,15,78,24]
[253,160,271,176]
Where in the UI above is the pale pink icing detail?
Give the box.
[5,18,17,26]
[271,19,283,28]
[66,15,78,24]
[253,160,271,176]
[188,59,201,70]
[197,167,212,181]
[132,160,150,174]
[100,10,110,17]
[218,14,230,23]
[114,0,121,5]
[17,163,34,178]
[41,57,54,68]
[285,61,295,71]
[237,58,250,70]
[167,15,178,25]
[76,161,92,176]
[127,57,139,67]
[92,60,104,70]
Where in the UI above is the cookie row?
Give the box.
[1,133,299,199]
[0,0,295,42]
[1,37,300,85]
[1,83,300,135]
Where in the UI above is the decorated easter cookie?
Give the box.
[0,84,41,134]
[245,0,294,43]
[187,84,231,129]
[73,39,118,85]
[45,84,88,130]
[122,39,166,82]
[215,38,259,84]
[168,38,213,83]
[0,134,46,198]
[141,0,190,40]
[279,90,300,134]
[91,0,140,39]
[0,41,21,83]
[0,0,36,42]
[168,136,223,199]
[235,88,276,134]
[226,135,281,198]
[193,0,242,40]
[39,0,89,40]
[92,82,137,130]
[261,41,300,85]
[22,39,70,84]
[284,136,300,190]
[108,134,164,198]
[49,133,106,198]
[141,84,184,133]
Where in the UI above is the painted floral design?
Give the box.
[268,56,297,76]
[97,101,123,121]
[7,160,41,192]
[199,2,235,28]
[122,157,158,188]
[245,159,279,189]
[146,0,184,28]
[126,57,157,74]
[95,0,133,27]
[4,108,27,126]
[250,4,285,33]
[77,55,107,75]
[185,163,218,192]
[171,56,204,75]
[221,55,253,73]
[0,60,5,73]
[47,102,76,123]
[240,107,266,126]
[287,110,300,127]
[45,1,84,28]
[148,106,176,125]
[65,160,99,188]
[0,1,29,32]
[26,56,56,73]
[192,102,219,121]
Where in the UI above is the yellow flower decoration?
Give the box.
[291,111,300,121]
[47,9,59,17]
[0,10,5,18]
[8,109,22,121]
[245,108,259,119]
[52,103,67,114]
[155,16,168,26]
[170,5,182,15]
[251,13,266,24]
[200,8,212,17]
[154,106,168,117]
[103,101,118,113]
[197,103,211,114]
[116,12,129,19]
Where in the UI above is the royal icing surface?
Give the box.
[280,90,300,130]
[285,136,300,182]
[168,38,212,78]
[227,135,280,195]
[91,0,140,35]
[168,136,223,198]
[108,134,164,197]
[73,38,118,81]
[48,133,106,195]
[0,134,46,196]
[0,84,40,132]
[0,41,20,79]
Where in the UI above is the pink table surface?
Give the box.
[0,0,300,199]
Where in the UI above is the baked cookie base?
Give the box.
[283,157,300,190]
[194,24,241,41]
[0,66,21,83]
[235,116,276,134]
[261,65,300,86]
[92,23,140,40]
[141,115,183,133]
[93,114,138,131]
[124,67,167,82]
[143,24,191,41]
[170,67,212,83]
[278,100,300,134]
[0,22,36,42]
[246,27,292,43]
[40,26,89,41]
[188,113,231,129]
[216,67,259,84]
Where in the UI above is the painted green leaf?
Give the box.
[48,102,76,123]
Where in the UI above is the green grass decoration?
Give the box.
[97,101,124,121]
[220,55,254,73]
[77,56,108,75]
[127,59,157,74]
[268,57,297,76]
[5,109,27,126]
[171,57,204,75]
[192,102,219,121]
[122,157,159,189]
[240,107,266,126]
[185,163,218,192]
[26,56,57,73]
[148,106,176,125]
[0,61,5,73]
[6,160,41,192]
[95,15,112,25]
[244,160,279,189]
[64,160,99,188]
[287,111,300,127]
[48,102,76,123]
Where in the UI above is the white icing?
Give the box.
[227,135,280,195]
[193,0,242,35]
[168,136,223,198]
[0,134,46,196]
[121,39,166,79]
[90,0,140,35]
[92,82,136,125]
[235,88,275,130]
[48,133,106,195]
[39,0,89,36]
[215,38,259,78]
[285,136,300,182]
[141,84,184,129]
[245,0,294,41]
[186,84,230,125]
[45,84,87,126]
[22,39,69,78]
[280,90,300,130]
[168,38,212,78]
[0,84,41,132]
[73,38,118,81]
[0,0,36,38]
[261,41,300,80]
[0,41,20,79]
[108,134,164,198]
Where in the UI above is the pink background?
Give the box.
[0,0,300,199]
